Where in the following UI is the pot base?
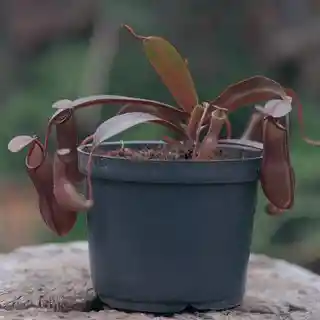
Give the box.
[99,294,242,314]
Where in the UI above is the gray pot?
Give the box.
[78,140,262,313]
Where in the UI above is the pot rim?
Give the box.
[77,139,263,164]
[77,140,262,183]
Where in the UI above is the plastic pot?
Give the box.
[78,140,262,314]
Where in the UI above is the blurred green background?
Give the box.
[1,0,320,274]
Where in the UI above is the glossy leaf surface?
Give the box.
[52,95,179,112]
[124,25,198,113]
[210,76,287,112]
[93,112,186,147]
[118,102,188,126]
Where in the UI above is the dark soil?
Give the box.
[94,143,225,161]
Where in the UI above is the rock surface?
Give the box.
[0,241,319,319]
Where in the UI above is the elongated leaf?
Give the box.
[118,103,188,126]
[143,38,198,113]
[93,112,186,146]
[51,94,188,129]
[210,76,287,112]
[8,135,37,152]
[52,95,180,112]
[59,95,184,123]
[124,25,198,113]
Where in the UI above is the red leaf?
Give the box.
[123,25,199,113]
[118,102,188,126]
[210,76,287,112]
[52,95,183,114]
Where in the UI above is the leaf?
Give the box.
[255,98,292,118]
[93,112,186,146]
[123,25,198,113]
[52,95,182,113]
[52,94,188,127]
[210,76,287,112]
[70,94,181,113]
[8,135,37,152]
[118,102,189,126]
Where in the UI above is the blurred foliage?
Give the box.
[1,0,320,274]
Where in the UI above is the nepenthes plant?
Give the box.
[7,25,320,236]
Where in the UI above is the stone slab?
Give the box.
[0,241,319,319]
